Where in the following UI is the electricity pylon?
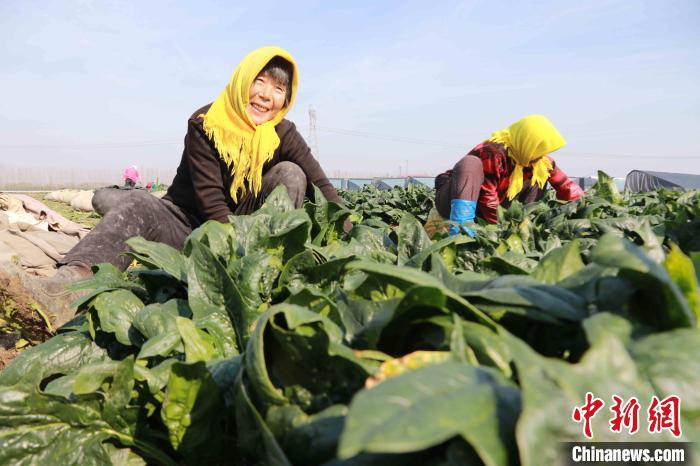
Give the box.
[309,105,319,159]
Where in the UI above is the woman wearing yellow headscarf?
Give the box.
[4,46,344,327]
[163,46,344,220]
[435,114,584,236]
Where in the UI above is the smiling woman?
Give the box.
[0,46,346,328]
[246,56,293,125]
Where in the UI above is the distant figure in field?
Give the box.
[1,46,344,326]
[123,165,140,188]
[435,114,584,236]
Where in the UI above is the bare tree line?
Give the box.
[0,164,437,191]
[0,165,177,191]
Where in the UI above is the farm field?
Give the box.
[25,192,102,228]
[0,174,698,465]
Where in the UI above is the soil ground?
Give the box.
[0,271,54,370]
[0,347,18,371]
[1,193,96,369]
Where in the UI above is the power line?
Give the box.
[315,126,468,149]
[563,152,700,159]
[1,130,698,160]
[303,126,700,158]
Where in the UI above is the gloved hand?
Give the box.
[449,199,477,237]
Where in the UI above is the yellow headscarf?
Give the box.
[201,46,299,202]
[487,114,566,200]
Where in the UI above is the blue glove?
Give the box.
[449,199,477,237]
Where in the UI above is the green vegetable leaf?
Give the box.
[664,244,700,324]
[175,317,218,362]
[505,330,674,466]
[338,361,520,466]
[632,328,700,413]
[186,241,244,350]
[92,289,145,346]
[0,332,108,389]
[591,234,695,329]
[161,361,222,454]
[126,237,187,282]
[396,213,432,266]
[532,239,584,284]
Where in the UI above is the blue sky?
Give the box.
[1,0,698,181]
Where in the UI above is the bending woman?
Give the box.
[435,114,584,236]
[4,46,344,325]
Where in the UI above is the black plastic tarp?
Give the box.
[624,170,700,193]
[374,178,405,190]
[406,176,435,188]
[346,179,373,191]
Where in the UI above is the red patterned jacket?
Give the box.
[458,141,584,223]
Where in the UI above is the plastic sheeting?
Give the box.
[624,170,700,193]
[0,193,87,276]
[346,179,373,191]
[407,177,436,188]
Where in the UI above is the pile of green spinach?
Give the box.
[0,172,698,465]
[339,183,435,224]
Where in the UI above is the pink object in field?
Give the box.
[123,165,140,183]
